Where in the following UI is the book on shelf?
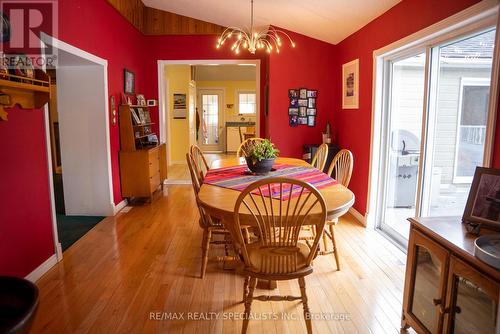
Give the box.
[144,110,151,124]
[137,108,146,124]
[130,108,141,125]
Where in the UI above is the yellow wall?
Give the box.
[166,65,191,163]
[165,70,257,162]
[196,80,256,119]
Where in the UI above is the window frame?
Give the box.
[453,77,491,183]
[236,90,257,115]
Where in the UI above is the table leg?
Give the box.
[257,280,277,290]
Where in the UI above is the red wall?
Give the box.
[0,107,54,277]
[332,0,481,215]
[267,28,336,158]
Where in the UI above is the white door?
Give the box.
[197,89,224,152]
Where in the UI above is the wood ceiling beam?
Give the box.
[107,0,225,35]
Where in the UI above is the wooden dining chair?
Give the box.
[233,177,327,334]
[189,144,209,182]
[318,149,354,270]
[187,152,232,278]
[187,153,251,278]
[310,143,329,171]
[327,149,353,188]
[236,137,265,158]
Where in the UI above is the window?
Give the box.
[238,92,256,114]
[454,78,490,183]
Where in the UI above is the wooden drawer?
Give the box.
[149,172,160,193]
[149,156,159,175]
[120,144,166,200]
[148,147,159,159]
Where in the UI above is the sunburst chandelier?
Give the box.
[216,0,295,55]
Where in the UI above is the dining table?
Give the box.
[197,156,355,288]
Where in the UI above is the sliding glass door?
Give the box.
[379,52,426,242]
[421,30,495,217]
[377,28,496,245]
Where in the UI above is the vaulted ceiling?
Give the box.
[142,0,402,44]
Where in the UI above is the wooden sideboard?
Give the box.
[119,144,166,201]
[119,104,167,201]
[402,217,500,333]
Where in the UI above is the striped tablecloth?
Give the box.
[204,163,337,200]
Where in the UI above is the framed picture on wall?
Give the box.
[307,108,316,116]
[298,99,308,107]
[298,117,307,125]
[342,59,359,109]
[307,90,317,98]
[124,69,135,94]
[299,107,307,117]
[308,98,316,108]
[299,88,307,99]
[307,116,315,127]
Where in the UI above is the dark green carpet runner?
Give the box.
[56,214,104,251]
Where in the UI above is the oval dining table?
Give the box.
[197,157,355,288]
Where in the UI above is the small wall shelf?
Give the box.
[0,70,51,121]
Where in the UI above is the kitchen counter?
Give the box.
[225,122,255,127]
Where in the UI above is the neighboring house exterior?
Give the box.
[391,29,494,188]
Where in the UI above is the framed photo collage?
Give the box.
[288,88,317,127]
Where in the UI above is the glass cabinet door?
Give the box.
[444,257,499,334]
[405,231,449,333]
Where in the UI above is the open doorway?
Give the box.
[158,61,260,183]
[42,35,114,253]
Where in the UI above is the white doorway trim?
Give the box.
[157,59,261,165]
[367,1,499,229]
[39,34,115,264]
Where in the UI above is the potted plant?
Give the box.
[244,139,280,174]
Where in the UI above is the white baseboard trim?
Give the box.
[25,254,58,283]
[165,179,191,185]
[114,199,128,215]
[348,207,367,226]
[169,160,185,165]
[56,242,63,261]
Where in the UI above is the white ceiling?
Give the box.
[143,0,401,44]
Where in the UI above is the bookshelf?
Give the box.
[119,104,167,201]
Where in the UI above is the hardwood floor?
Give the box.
[30,185,412,334]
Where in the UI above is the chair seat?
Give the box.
[246,242,311,275]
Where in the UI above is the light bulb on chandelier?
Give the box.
[215,0,295,55]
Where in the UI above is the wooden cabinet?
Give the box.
[443,256,499,334]
[226,126,241,152]
[402,217,500,333]
[119,104,167,201]
[119,144,166,200]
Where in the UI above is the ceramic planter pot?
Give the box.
[245,157,275,174]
